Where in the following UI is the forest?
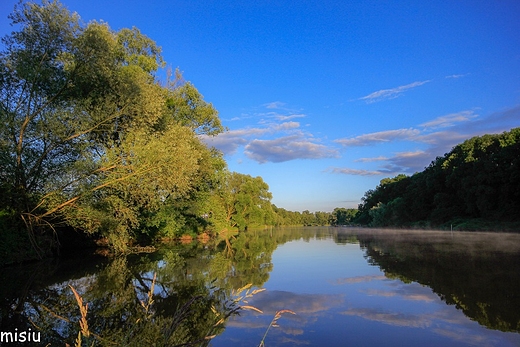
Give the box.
[0,0,347,265]
[353,128,520,230]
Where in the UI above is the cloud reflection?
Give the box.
[340,291,508,346]
[334,274,387,284]
[431,327,496,347]
[248,290,343,316]
[278,336,310,345]
[363,283,438,302]
[224,290,341,346]
[226,290,342,335]
[342,307,432,328]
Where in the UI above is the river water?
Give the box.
[1,227,519,346]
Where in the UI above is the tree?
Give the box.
[354,128,520,229]
[164,69,224,136]
[329,208,357,226]
[314,211,331,226]
[210,172,274,231]
[0,1,140,255]
[301,210,315,226]
[0,0,226,255]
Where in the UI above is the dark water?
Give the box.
[1,227,519,346]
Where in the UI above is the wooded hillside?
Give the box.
[354,128,520,229]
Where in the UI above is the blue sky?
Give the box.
[2,1,520,212]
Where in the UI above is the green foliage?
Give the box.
[0,0,229,256]
[209,171,274,231]
[270,205,332,226]
[355,128,520,229]
[329,207,357,226]
[368,203,387,227]
[0,0,335,261]
[165,71,224,136]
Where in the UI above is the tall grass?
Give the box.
[258,310,296,347]
[63,280,294,346]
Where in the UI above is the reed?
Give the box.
[258,310,296,347]
[138,272,156,318]
[68,285,91,347]
[229,284,296,347]
[58,279,292,346]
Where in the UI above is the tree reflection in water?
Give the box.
[1,227,519,346]
[349,229,520,333]
[0,228,306,346]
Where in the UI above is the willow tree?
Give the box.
[209,171,274,231]
[0,0,224,256]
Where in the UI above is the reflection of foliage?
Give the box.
[355,230,520,332]
[4,253,232,346]
[1,227,312,345]
[216,230,277,289]
[210,252,233,279]
[0,228,300,345]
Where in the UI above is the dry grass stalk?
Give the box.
[207,283,266,341]
[139,272,156,317]
[232,283,266,310]
[258,309,296,347]
[231,285,296,346]
[69,285,90,347]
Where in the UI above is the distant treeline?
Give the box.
[273,207,356,227]
[353,128,520,230]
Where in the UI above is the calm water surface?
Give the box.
[212,228,520,346]
[1,227,519,346]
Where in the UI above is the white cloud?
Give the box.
[264,101,286,109]
[200,126,273,153]
[274,113,306,121]
[460,104,520,133]
[331,106,520,176]
[201,121,302,154]
[273,121,301,131]
[420,110,478,129]
[335,128,420,147]
[445,73,469,79]
[358,80,431,103]
[355,156,388,162]
[413,130,469,146]
[328,150,430,177]
[388,150,429,170]
[245,135,339,163]
[202,115,338,163]
[328,167,388,176]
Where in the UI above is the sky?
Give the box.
[1,1,520,212]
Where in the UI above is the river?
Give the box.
[1,227,519,346]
